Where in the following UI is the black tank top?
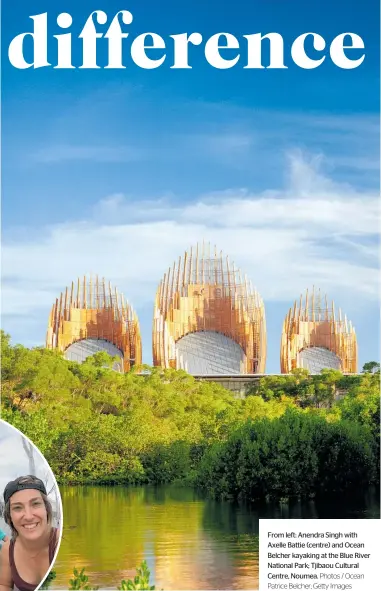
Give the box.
[9,528,58,591]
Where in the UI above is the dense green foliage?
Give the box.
[246,368,362,406]
[1,331,379,501]
[197,409,376,501]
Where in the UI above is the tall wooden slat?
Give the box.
[151,243,266,372]
[83,276,87,309]
[46,274,142,371]
[280,288,358,374]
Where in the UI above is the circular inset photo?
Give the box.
[0,419,63,591]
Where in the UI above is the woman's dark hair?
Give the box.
[3,475,52,539]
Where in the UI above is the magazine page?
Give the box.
[1,1,380,590]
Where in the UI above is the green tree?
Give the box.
[362,361,380,374]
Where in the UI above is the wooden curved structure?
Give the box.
[46,276,142,372]
[153,243,266,374]
[280,287,357,374]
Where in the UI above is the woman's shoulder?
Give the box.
[0,539,11,565]
[0,539,12,589]
[0,539,10,554]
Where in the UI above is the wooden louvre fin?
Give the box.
[280,287,358,374]
[46,275,142,372]
[152,242,266,373]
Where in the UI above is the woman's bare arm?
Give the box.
[0,540,13,591]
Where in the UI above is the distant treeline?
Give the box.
[1,331,379,502]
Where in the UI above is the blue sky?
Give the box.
[2,0,380,372]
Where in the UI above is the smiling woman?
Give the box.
[0,476,59,591]
[0,421,62,591]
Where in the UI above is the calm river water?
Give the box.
[53,485,379,590]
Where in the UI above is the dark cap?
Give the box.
[4,477,47,505]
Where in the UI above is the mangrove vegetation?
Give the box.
[1,331,379,502]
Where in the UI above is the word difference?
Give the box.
[8,10,365,70]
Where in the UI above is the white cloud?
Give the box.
[91,152,378,235]
[2,152,379,338]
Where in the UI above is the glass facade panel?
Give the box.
[64,339,124,372]
[299,347,341,374]
[175,331,245,375]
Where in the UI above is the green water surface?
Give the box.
[53,485,379,590]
